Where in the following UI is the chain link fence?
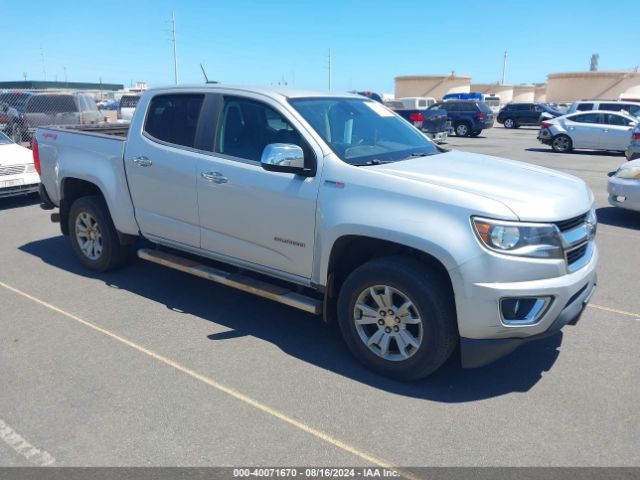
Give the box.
[0,89,141,148]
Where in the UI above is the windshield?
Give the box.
[540,103,561,114]
[0,131,12,145]
[289,97,439,165]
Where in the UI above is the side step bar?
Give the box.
[137,249,322,315]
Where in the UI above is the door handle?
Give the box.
[132,156,153,167]
[603,129,609,133]
[201,171,228,184]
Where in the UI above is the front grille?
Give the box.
[0,165,27,176]
[567,244,588,265]
[555,213,588,232]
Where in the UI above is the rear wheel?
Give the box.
[68,196,131,272]
[337,256,458,381]
[503,118,516,129]
[9,124,22,143]
[551,134,572,153]
[454,122,471,137]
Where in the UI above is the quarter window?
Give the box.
[144,94,204,148]
[575,103,593,111]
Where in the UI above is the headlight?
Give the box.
[615,166,640,179]
[472,217,563,259]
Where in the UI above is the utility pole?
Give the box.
[63,66,68,83]
[328,48,332,91]
[171,12,179,85]
[501,51,507,84]
[40,45,47,81]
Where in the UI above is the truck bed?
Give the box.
[44,123,130,140]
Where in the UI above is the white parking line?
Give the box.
[0,281,416,479]
[588,303,640,319]
[0,418,55,466]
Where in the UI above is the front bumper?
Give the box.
[461,272,597,368]
[608,176,640,212]
[625,144,640,161]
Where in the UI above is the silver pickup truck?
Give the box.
[35,85,598,380]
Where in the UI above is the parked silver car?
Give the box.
[14,93,104,141]
[608,159,640,211]
[626,123,640,161]
[538,110,637,153]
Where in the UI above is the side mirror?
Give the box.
[261,143,312,176]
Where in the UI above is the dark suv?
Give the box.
[497,102,561,129]
[428,101,494,137]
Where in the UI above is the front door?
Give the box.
[196,95,321,279]
[601,113,635,150]
[124,93,206,248]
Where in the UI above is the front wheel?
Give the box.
[503,118,516,129]
[470,130,481,137]
[337,256,458,381]
[68,195,131,272]
[551,134,572,153]
[9,124,22,143]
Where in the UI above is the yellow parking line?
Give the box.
[0,281,416,479]
[588,303,640,319]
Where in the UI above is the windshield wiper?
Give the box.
[351,159,394,166]
[401,152,440,160]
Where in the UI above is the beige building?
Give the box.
[470,83,514,104]
[546,70,640,102]
[395,74,471,100]
[534,84,547,102]
[511,84,536,102]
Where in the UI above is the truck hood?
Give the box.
[373,150,593,221]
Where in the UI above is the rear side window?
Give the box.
[477,102,492,113]
[605,114,633,126]
[144,94,204,148]
[26,95,78,113]
[120,96,140,108]
[575,103,593,111]
[570,113,601,124]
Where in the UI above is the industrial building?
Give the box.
[395,74,471,100]
[470,83,514,103]
[546,70,640,102]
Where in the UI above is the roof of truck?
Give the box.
[148,84,363,100]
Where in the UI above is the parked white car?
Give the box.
[608,159,640,212]
[538,110,637,153]
[0,131,39,198]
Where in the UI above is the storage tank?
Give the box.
[546,70,640,102]
[470,83,513,104]
[512,84,536,102]
[534,84,547,102]
[395,74,471,100]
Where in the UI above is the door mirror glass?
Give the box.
[261,143,310,176]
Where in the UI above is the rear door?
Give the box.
[564,113,603,148]
[601,113,635,150]
[195,94,322,279]
[124,93,206,248]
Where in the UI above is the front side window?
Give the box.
[215,97,308,163]
[570,113,601,124]
[144,94,204,148]
[289,97,439,165]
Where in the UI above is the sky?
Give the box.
[1,0,638,93]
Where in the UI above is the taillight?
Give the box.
[32,137,40,175]
[0,115,8,123]
[541,121,553,128]
[633,132,640,140]
[409,112,424,122]
[476,112,486,120]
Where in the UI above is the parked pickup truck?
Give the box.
[385,100,449,144]
[35,85,598,380]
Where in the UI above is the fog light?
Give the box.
[615,195,626,202]
[500,296,552,326]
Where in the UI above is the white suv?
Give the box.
[566,100,640,118]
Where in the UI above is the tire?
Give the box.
[68,195,131,272]
[470,130,481,137]
[454,122,471,137]
[9,124,22,143]
[337,256,458,381]
[503,118,516,129]
[551,134,572,153]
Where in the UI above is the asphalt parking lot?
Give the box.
[1,126,639,469]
